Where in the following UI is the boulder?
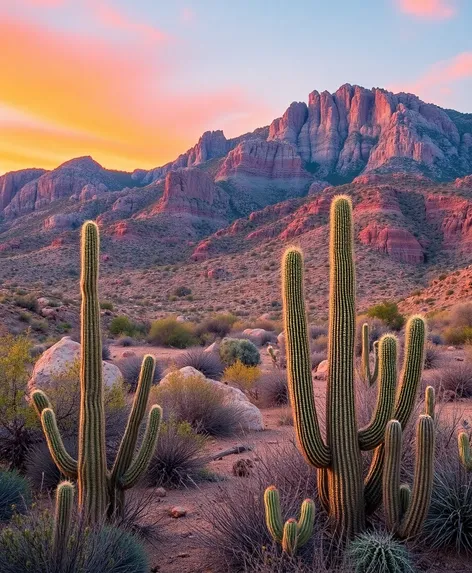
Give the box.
[160,367,264,431]
[28,336,122,395]
[242,328,273,346]
[314,359,328,379]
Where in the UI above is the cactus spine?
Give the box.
[361,323,379,386]
[32,221,162,523]
[53,481,74,564]
[383,415,435,539]
[264,486,315,556]
[282,196,427,538]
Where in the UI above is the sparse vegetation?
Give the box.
[148,317,197,348]
[367,301,405,330]
[174,347,224,379]
[219,337,261,366]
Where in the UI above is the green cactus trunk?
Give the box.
[280,195,428,540]
[31,221,162,524]
[53,481,74,565]
[325,197,364,536]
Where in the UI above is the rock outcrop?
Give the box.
[358,223,424,264]
[0,168,46,211]
[268,84,472,179]
[150,168,229,222]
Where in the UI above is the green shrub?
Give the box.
[100,301,114,311]
[348,530,414,573]
[14,294,38,313]
[148,317,196,348]
[173,286,192,297]
[0,511,149,573]
[219,337,260,366]
[0,471,31,521]
[109,315,136,337]
[367,301,405,330]
[195,313,237,340]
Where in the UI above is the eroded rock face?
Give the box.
[151,168,229,222]
[27,337,122,395]
[160,367,264,431]
[268,84,472,179]
[0,168,46,211]
[358,223,424,264]
[4,157,123,219]
[426,195,472,246]
[43,213,82,231]
[216,139,310,182]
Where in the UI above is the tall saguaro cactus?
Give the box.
[281,196,427,538]
[32,221,162,523]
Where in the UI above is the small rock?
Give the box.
[155,487,166,497]
[447,346,455,351]
[169,506,187,518]
[122,351,136,358]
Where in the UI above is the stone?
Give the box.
[155,487,167,498]
[242,328,273,346]
[169,506,187,518]
[314,359,328,379]
[28,336,122,395]
[204,342,219,353]
[160,367,264,431]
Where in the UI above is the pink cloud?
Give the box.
[181,7,196,24]
[397,0,457,19]
[20,0,65,6]
[89,1,168,43]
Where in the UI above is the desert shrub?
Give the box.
[449,302,472,328]
[0,511,149,573]
[348,530,414,573]
[423,342,443,370]
[152,372,242,437]
[147,421,207,488]
[431,363,472,399]
[102,344,111,361]
[196,313,237,340]
[367,301,404,330]
[100,301,114,311]
[443,326,472,345]
[173,285,192,297]
[0,470,31,521]
[220,337,260,366]
[423,456,472,553]
[311,351,326,370]
[174,347,224,380]
[114,355,162,392]
[309,324,327,339]
[0,334,41,470]
[109,315,136,337]
[222,360,261,394]
[199,442,326,572]
[148,317,197,348]
[14,294,38,313]
[311,334,328,353]
[252,318,282,333]
[117,336,134,347]
[257,371,288,407]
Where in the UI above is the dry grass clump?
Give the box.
[174,347,224,380]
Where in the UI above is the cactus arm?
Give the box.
[296,498,315,546]
[399,484,411,521]
[382,420,402,531]
[282,520,298,556]
[358,335,397,450]
[111,355,156,486]
[364,316,426,514]
[317,468,330,513]
[458,432,472,471]
[397,415,435,539]
[41,409,78,478]
[31,389,52,417]
[264,486,284,542]
[53,481,74,562]
[361,324,379,386]
[425,386,435,419]
[282,248,330,468]
[78,221,108,522]
[120,405,162,489]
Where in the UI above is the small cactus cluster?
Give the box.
[31,222,162,523]
[264,486,315,556]
[265,195,434,549]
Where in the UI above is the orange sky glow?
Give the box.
[0,9,270,174]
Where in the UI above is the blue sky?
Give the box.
[0,0,470,173]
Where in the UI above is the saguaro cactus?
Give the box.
[264,486,315,556]
[361,323,379,386]
[32,221,162,523]
[458,431,472,471]
[53,481,74,564]
[281,196,426,538]
[383,415,435,539]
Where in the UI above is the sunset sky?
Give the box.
[0,0,470,175]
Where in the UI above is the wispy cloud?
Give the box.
[397,0,457,19]
[181,7,196,24]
